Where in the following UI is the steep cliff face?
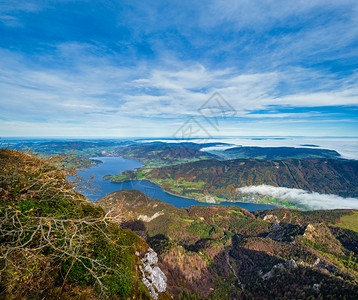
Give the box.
[137,248,167,300]
[98,189,358,299]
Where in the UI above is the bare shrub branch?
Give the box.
[0,148,128,297]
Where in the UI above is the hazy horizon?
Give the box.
[4,135,358,160]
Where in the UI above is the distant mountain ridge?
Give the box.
[14,139,344,163]
[215,146,341,160]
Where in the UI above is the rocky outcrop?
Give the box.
[263,214,279,223]
[259,263,285,280]
[137,248,167,300]
[303,223,344,255]
[313,283,320,293]
[288,259,298,269]
[303,223,316,239]
[138,211,164,222]
[259,259,297,280]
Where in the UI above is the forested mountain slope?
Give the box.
[98,189,358,299]
[114,158,358,201]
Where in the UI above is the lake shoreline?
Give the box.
[112,176,281,209]
[83,156,277,211]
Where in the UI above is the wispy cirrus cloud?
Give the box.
[0,1,357,136]
[1,44,358,137]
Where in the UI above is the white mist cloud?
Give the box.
[238,185,358,210]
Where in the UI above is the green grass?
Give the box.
[138,157,204,168]
[136,171,144,179]
[214,196,227,202]
[337,212,358,232]
[150,178,205,191]
[259,197,305,210]
[111,173,127,181]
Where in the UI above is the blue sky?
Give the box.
[0,0,357,137]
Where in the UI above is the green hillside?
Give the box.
[338,212,358,232]
[110,158,358,207]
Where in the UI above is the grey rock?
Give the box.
[151,266,167,292]
[141,248,158,265]
[139,248,167,299]
[144,264,152,274]
[263,214,279,223]
[261,263,285,280]
[289,259,297,269]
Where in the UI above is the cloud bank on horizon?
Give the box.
[0,0,358,137]
[238,185,358,210]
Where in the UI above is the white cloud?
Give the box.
[0,0,45,27]
[0,43,357,137]
[199,0,358,70]
[238,185,358,210]
[204,0,358,30]
[276,89,358,107]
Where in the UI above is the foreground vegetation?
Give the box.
[0,149,158,299]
